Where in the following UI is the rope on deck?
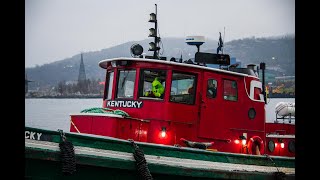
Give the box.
[264,154,286,180]
[128,139,153,180]
[80,107,130,117]
[58,129,76,175]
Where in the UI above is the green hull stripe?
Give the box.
[26,139,294,175]
[25,126,295,168]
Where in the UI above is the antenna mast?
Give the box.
[148,4,161,59]
[154,4,158,58]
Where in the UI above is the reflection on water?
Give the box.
[25,98,295,132]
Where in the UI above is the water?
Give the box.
[25,98,104,132]
[25,98,295,132]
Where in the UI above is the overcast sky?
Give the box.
[25,0,295,68]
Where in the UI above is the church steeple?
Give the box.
[78,53,86,82]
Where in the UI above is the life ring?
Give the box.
[247,136,264,155]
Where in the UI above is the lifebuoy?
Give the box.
[247,136,264,155]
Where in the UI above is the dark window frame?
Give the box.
[115,69,137,99]
[223,79,238,101]
[138,68,167,101]
[169,70,198,105]
[206,79,218,99]
[104,70,114,100]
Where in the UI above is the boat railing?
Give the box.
[275,113,295,124]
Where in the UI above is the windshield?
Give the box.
[170,72,196,104]
[139,69,167,99]
[117,70,136,98]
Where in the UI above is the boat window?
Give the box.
[139,69,166,100]
[207,79,217,99]
[170,72,196,104]
[223,79,238,101]
[116,70,136,98]
[105,71,114,100]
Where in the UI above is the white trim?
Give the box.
[249,80,265,102]
[99,57,257,78]
[69,113,123,118]
[243,77,265,102]
[25,139,294,175]
[266,134,295,139]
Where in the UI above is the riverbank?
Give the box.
[25,95,102,99]
[268,94,295,98]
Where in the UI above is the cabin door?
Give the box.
[198,72,223,139]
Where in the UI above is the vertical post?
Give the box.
[262,68,266,103]
[260,62,267,104]
[153,4,158,59]
[289,114,291,123]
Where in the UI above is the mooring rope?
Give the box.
[80,107,112,113]
[58,129,76,175]
[264,154,286,180]
[128,139,153,180]
[273,171,286,180]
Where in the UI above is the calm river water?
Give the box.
[25,98,295,132]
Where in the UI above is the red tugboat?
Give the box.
[70,50,295,157]
[69,6,295,159]
[25,5,294,179]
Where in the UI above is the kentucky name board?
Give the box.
[106,100,143,108]
[25,130,53,141]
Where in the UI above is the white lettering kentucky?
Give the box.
[106,100,143,108]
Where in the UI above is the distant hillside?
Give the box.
[26,37,218,88]
[223,35,295,75]
[26,36,294,89]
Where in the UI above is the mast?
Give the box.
[154,4,158,58]
[148,4,161,59]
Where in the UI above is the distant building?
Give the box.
[270,76,295,96]
[268,66,285,73]
[25,74,33,95]
[274,76,295,82]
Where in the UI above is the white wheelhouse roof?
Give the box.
[99,57,258,78]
